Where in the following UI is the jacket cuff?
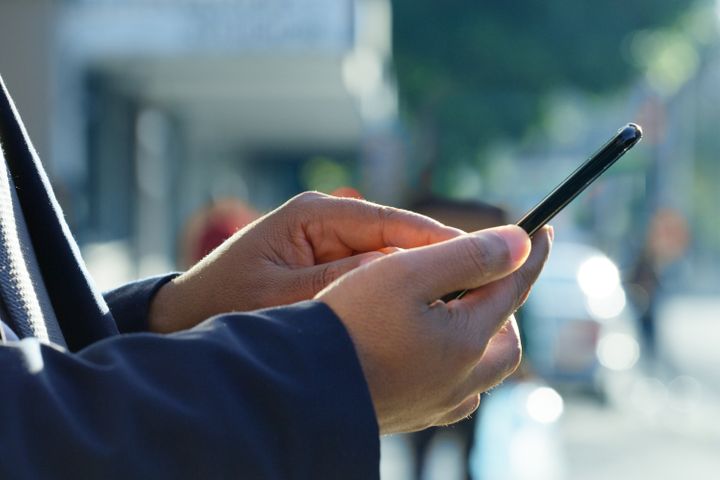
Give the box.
[104,274,180,334]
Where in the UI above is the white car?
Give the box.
[521,242,640,398]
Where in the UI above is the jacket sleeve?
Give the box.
[0,301,380,480]
[103,274,180,334]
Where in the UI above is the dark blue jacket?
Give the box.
[0,76,379,479]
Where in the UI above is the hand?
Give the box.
[149,192,462,333]
[316,225,552,434]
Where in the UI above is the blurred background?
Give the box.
[1,0,720,478]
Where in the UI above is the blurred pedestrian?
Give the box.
[179,197,259,269]
[629,208,689,361]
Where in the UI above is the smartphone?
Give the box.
[516,123,642,237]
[443,123,642,302]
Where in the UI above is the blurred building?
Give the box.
[0,0,402,286]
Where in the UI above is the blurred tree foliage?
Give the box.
[393,0,702,186]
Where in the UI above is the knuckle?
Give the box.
[511,266,534,306]
[376,205,402,229]
[291,191,326,206]
[375,205,389,225]
[519,258,537,286]
[313,264,341,293]
[462,235,504,277]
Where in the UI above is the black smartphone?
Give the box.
[516,123,642,237]
[443,123,642,302]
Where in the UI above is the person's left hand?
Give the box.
[148,192,463,333]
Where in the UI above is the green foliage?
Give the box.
[300,156,352,193]
[393,0,701,178]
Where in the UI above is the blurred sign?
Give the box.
[61,0,354,56]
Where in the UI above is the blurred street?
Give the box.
[543,294,720,480]
[566,292,720,479]
[659,295,720,393]
[561,395,720,480]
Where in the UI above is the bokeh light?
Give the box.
[526,387,565,424]
[597,332,641,371]
[577,256,621,299]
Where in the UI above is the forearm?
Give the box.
[0,302,379,479]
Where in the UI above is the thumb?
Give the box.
[374,225,531,303]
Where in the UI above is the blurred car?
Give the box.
[470,380,566,480]
[521,242,640,399]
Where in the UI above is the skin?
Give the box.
[149,192,463,332]
[318,223,551,433]
[149,191,552,434]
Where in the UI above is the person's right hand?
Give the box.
[316,225,552,434]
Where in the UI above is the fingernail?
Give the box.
[548,225,555,242]
[493,225,531,264]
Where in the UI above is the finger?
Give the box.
[292,192,464,255]
[281,251,386,302]
[463,315,522,394]
[449,226,552,341]
[435,394,481,427]
[432,316,520,415]
[516,225,553,308]
[373,225,531,303]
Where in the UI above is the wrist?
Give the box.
[147,276,208,333]
[147,278,183,333]
[147,265,252,333]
